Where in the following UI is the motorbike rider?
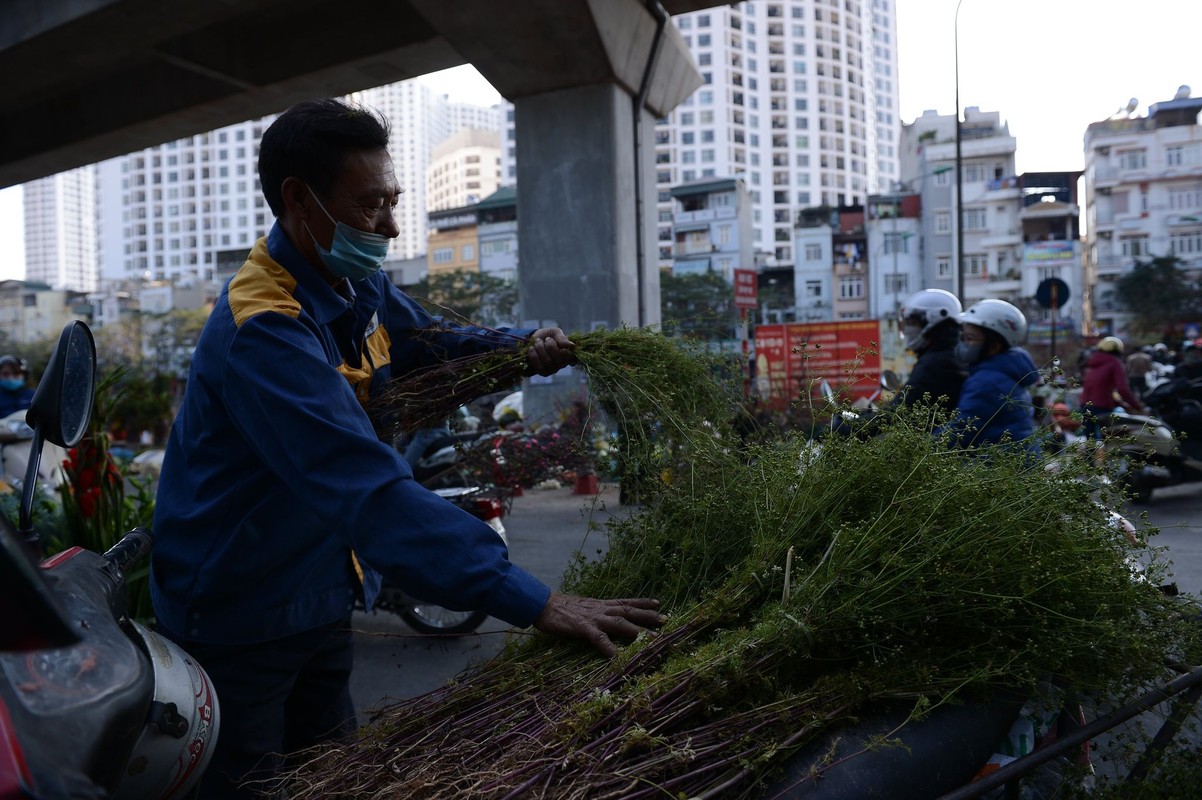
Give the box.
[149,98,663,799]
[938,299,1040,454]
[1079,337,1147,457]
[1172,338,1202,382]
[0,355,33,419]
[895,289,967,413]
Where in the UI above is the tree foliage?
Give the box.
[1112,255,1200,337]
[407,270,519,328]
[659,270,741,340]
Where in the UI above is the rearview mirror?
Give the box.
[26,320,96,448]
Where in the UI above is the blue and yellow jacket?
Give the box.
[150,224,548,645]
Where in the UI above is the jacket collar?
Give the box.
[266,222,363,324]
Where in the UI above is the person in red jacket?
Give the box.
[1079,336,1146,463]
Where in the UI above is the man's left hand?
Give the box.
[526,327,576,376]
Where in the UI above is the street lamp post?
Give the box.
[954,0,966,306]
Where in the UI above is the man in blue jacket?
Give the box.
[939,299,1040,453]
[150,98,662,798]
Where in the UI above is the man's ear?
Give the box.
[280,176,310,220]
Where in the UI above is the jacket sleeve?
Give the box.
[937,372,1003,445]
[380,279,535,375]
[221,311,551,627]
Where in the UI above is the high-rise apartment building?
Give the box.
[23,167,97,292]
[499,0,899,273]
[426,129,502,213]
[1084,87,1202,338]
[76,80,502,287]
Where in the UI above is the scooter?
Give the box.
[0,409,68,493]
[0,321,219,799]
[1098,378,1202,503]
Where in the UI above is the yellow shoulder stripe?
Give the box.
[228,238,301,328]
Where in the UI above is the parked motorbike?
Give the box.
[1100,377,1202,503]
[0,321,219,799]
[0,409,68,493]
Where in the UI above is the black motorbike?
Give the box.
[0,321,219,799]
[1116,375,1202,502]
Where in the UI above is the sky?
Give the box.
[2,0,1199,281]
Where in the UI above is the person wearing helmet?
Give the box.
[895,288,967,412]
[0,355,33,420]
[939,299,1040,451]
[1079,337,1146,464]
[1174,338,1202,381]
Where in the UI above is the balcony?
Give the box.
[979,229,1022,248]
[1093,255,1124,277]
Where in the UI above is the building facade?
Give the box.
[23,167,97,293]
[1084,88,1202,339]
[668,178,754,281]
[501,0,900,274]
[426,128,502,213]
[40,80,503,292]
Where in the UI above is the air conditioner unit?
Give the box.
[1098,230,1112,239]
[1098,187,1111,195]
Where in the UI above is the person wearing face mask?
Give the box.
[938,299,1040,453]
[894,289,967,414]
[0,355,33,420]
[149,99,663,799]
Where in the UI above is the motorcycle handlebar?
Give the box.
[102,527,154,575]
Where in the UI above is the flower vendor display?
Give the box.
[282,330,1200,799]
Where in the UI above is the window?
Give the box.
[883,232,909,254]
[716,224,732,244]
[963,208,987,231]
[964,163,987,182]
[966,253,987,276]
[805,242,823,261]
[1118,149,1147,171]
[481,240,510,256]
[884,273,909,294]
[1120,235,1149,257]
[839,275,864,299]
[1170,232,1202,256]
[934,211,952,234]
[934,169,952,187]
[1169,187,1202,210]
[936,255,952,279]
[805,280,822,298]
[461,244,475,261]
[433,247,454,264]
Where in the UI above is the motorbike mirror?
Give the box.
[881,369,903,392]
[26,320,96,448]
[819,379,835,403]
[19,321,97,558]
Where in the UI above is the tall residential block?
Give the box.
[502,0,900,272]
[22,167,97,292]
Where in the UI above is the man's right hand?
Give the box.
[533,592,664,657]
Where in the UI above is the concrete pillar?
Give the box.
[515,82,659,335]
[515,82,663,424]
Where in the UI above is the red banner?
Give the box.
[733,269,758,309]
[754,321,883,406]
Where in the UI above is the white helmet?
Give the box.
[959,299,1027,348]
[898,289,962,350]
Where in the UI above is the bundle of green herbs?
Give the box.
[284,332,1198,799]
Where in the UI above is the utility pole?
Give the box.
[954,0,967,306]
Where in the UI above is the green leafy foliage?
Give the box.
[1112,255,1201,337]
[283,335,1200,798]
